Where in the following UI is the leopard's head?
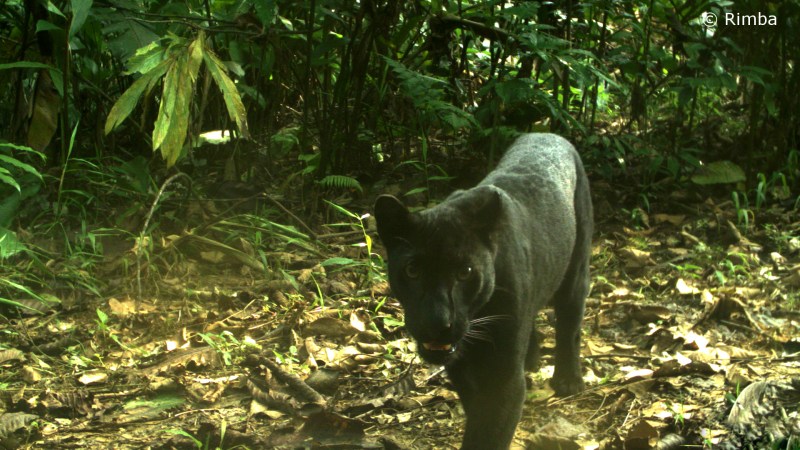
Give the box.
[374,186,502,364]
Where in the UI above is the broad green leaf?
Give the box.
[225,60,245,77]
[155,34,204,166]
[324,200,359,219]
[105,59,169,135]
[278,15,293,31]
[691,161,746,185]
[269,127,299,157]
[404,187,428,196]
[69,0,93,38]
[169,34,204,163]
[0,143,46,160]
[494,79,535,103]
[0,155,43,180]
[151,58,180,151]
[253,0,276,27]
[0,171,20,192]
[383,317,404,327]
[321,257,357,267]
[0,179,39,227]
[36,20,62,32]
[45,1,66,18]
[48,68,64,97]
[0,227,25,259]
[0,189,21,227]
[737,65,772,86]
[203,49,250,138]
[0,296,33,309]
[1,279,44,300]
[0,62,56,71]
[311,34,346,66]
[124,42,165,75]
[105,21,160,62]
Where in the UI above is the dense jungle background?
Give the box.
[1,0,799,448]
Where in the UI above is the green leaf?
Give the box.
[0,143,46,159]
[104,59,170,135]
[0,180,39,227]
[96,308,108,324]
[36,20,62,32]
[269,127,299,157]
[105,21,160,62]
[69,0,93,38]
[1,279,44,301]
[203,47,250,139]
[0,227,26,259]
[45,1,66,18]
[737,65,772,86]
[164,429,202,448]
[321,257,357,267]
[278,15,293,31]
[691,161,746,185]
[0,61,57,71]
[494,79,535,103]
[253,0,276,27]
[124,41,165,75]
[0,296,34,310]
[0,171,20,192]
[0,155,43,180]
[324,200,359,220]
[318,175,363,192]
[151,58,180,151]
[382,317,404,327]
[404,187,428,196]
[155,34,204,167]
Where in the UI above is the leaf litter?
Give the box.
[0,190,799,449]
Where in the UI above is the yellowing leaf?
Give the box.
[620,247,655,268]
[152,54,179,151]
[153,34,206,167]
[203,48,250,138]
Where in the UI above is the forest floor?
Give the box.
[2,183,800,449]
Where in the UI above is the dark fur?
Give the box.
[374,134,593,449]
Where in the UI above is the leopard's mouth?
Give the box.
[418,340,458,365]
[422,342,455,352]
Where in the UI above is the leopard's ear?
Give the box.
[456,185,503,232]
[374,195,411,245]
[473,185,503,223]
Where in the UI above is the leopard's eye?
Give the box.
[405,262,420,278]
[457,266,473,280]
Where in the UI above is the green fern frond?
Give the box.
[318,175,363,192]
